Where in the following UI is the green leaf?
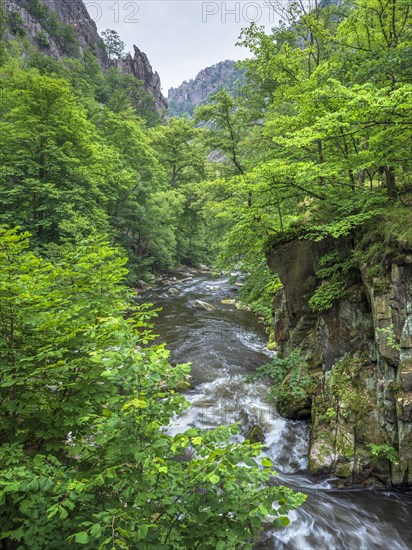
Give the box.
[274,516,290,528]
[209,473,220,484]
[138,524,149,540]
[75,531,89,544]
[90,523,102,538]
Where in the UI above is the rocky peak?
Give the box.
[115,45,168,114]
[168,60,244,117]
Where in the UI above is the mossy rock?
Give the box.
[277,394,312,420]
[175,379,191,392]
[247,425,265,444]
[334,460,353,478]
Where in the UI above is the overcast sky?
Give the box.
[85,1,280,94]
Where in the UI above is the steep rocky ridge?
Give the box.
[3,0,167,113]
[168,60,245,117]
[115,45,167,113]
[267,233,412,486]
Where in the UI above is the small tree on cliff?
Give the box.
[101,28,125,60]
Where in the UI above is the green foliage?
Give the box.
[6,10,26,37]
[168,98,195,118]
[35,29,49,49]
[193,0,411,301]
[325,355,371,417]
[149,118,212,267]
[101,67,162,125]
[309,250,357,312]
[249,349,313,406]
[369,443,398,463]
[101,29,125,60]
[0,63,110,240]
[238,261,282,327]
[353,204,412,292]
[195,88,248,177]
[376,325,401,352]
[0,54,198,278]
[0,228,305,548]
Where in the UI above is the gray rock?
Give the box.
[192,300,215,311]
[267,236,412,485]
[168,288,179,295]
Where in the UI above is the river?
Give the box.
[143,272,412,550]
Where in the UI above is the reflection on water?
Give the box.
[145,274,412,550]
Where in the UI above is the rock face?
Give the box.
[267,237,412,486]
[4,0,107,63]
[115,46,168,114]
[3,0,167,114]
[168,60,245,117]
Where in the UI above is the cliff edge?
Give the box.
[267,228,412,486]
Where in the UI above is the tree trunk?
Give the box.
[384,165,397,199]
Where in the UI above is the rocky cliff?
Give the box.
[3,0,167,114]
[115,46,168,114]
[4,0,107,62]
[168,60,245,117]
[267,231,412,486]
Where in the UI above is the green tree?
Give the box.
[195,0,411,316]
[195,88,248,178]
[149,117,205,187]
[149,118,211,266]
[0,62,110,241]
[0,228,305,548]
[101,29,125,60]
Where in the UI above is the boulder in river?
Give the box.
[192,300,215,311]
[221,299,236,305]
[136,279,152,290]
[168,287,179,295]
[235,301,251,311]
[247,425,265,444]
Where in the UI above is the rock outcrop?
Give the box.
[267,235,412,486]
[4,0,107,63]
[115,46,168,114]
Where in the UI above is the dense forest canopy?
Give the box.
[0,0,411,547]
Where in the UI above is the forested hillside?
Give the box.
[0,0,411,547]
